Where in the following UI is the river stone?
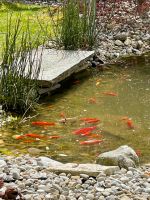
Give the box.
[114,40,124,46]
[124,38,132,46]
[96,145,139,169]
[114,32,128,42]
[37,156,64,167]
[120,195,132,200]
[0,159,7,168]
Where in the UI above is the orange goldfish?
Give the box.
[127,119,134,129]
[15,135,25,140]
[80,139,103,145]
[73,80,80,84]
[32,121,55,126]
[103,92,118,96]
[48,135,61,139]
[135,150,141,157]
[25,133,45,139]
[89,98,96,104]
[81,132,91,136]
[60,112,66,118]
[73,126,97,135]
[81,118,100,124]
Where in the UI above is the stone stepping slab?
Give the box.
[37,49,94,87]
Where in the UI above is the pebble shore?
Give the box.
[0,155,150,200]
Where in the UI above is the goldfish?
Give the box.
[31,121,55,126]
[102,92,118,96]
[25,133,45,139]
[48,135,61,139]
[73,80,80,84]
[135,150,141,157]
[89,98,96,104]
[80,139,103,145]
[127,119,134,129]
[80,118,100,124]
[48,105,54,109]
[15,135,25,140]
[81,132,91,136]
[96,81,100,86]
[73,126,97,135]
[60,112,66,118]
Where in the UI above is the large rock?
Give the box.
[96,145,139,170]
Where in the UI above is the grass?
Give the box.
[46,0,97,50]
[0,1,51,59]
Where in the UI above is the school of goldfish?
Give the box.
[15,88,137,154]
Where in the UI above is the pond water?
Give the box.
[0,54,150,164]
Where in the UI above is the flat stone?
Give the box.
[36,49,94,87]
[47,163,119,177]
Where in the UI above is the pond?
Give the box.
[0,54,150,164]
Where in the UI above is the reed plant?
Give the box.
[0,14,43,114]
[46,0,97,50]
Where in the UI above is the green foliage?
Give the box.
[47,0,97,50]
[0,15,43,114]
[0,2,50,59]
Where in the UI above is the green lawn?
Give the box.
[0,2,52,59]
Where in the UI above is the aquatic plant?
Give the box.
[0,14,43,114]
[45,0,97,50]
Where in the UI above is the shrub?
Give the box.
[0,15,43,114]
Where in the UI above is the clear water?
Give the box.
[0,54,150,164]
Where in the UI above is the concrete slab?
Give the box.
[38,49,94,87]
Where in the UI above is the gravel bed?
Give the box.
[94,0,150,63]
[0,155,150,199]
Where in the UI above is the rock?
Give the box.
[114,32,128,42]
[0,159,7,168]
[118,155,136,170]
[96,145,139,169]
[86,193,95,200]
[80,174,89,180]
[124,38,132,46]
[120,195,131,200]
[27,148,43,155]
[47,163,119,177]
[132,49,141,55]
[137,40,143,49]
[12,170,20,180]
[114,40,124,46]
[37,156,63,167]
